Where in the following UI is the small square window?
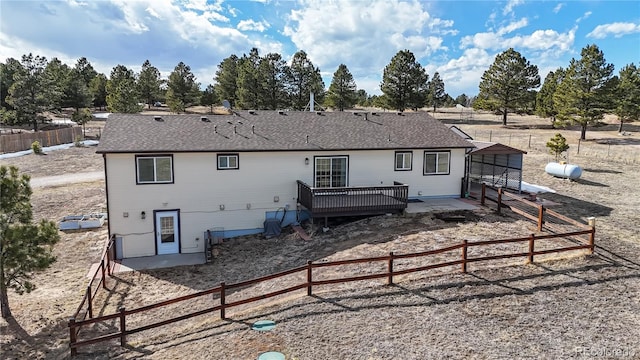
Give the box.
[424,151,450,175]
[217,154,239,170]
[136,155,173,184]
[395,151,412,171]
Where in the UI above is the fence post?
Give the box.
[588,217,596,254]
[101,259,106,289]
[528,234,535,263]
[86,286,93,319]
[497,188,503,214]
[118,307,126,347]
[461,240,468,273]
[528,134,531,149]
[220,282,226,320]
[387,252,394,285]
[69,318,77,356]
[481,184,486,206]
[537,205,544,232]
[307,261,313,296]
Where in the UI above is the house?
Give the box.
[97,110,474,259]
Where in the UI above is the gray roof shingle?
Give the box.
[96,111,474,153]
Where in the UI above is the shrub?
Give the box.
[31,141,43,155]
[546,133,569,161]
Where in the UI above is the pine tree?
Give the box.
[137,60,162,109]
[426,72,446,112]
[166,62,200,113]
[90,73,108,110]
[106,65,141,113]
[536,68,565,127]
[614,63,640,133]
[213,55,239,108]
[546,133,570,161]
[554,44,616,140]
[325,64,357,111]
[74,57,97,88]
[380,50,428,112]
[236,48,261,110]
[476,48,540,125]
[0,58,23,110]
[6,54,55,131]
[257,52,289,110]
[288,50,324,110]
[0,166,60,318]
[200,84,218,113]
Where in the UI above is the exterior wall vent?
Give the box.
[248,110,256,115]
[316,111,323,115]
[353,112,360,116]
[397,112,404,116]
[153,116,163,122]
[371,112,377,115]
[200,116,210,122]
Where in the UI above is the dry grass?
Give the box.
[1,110,639,359]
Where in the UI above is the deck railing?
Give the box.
[296,180,409,217]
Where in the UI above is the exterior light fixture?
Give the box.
[140,211,146,220]
[305,157,310,165]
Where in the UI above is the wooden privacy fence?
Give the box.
[68,221,594,356]
[0,127,82,153]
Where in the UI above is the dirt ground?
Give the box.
[1,111,639,359]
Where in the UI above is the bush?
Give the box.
[546,133,569,161]
[31,141,43,155]
[74,135,84,147]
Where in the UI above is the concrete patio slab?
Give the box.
[405,198,478,214]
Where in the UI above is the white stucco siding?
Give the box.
[105,148,466,257]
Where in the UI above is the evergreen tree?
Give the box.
[71,108,93,136]
[74,57,97,88]
[476,48,540,125]
[106,65,141,113]
[0,59,23,110]
[236,48,261,110]
[6,54,54,131]
[90,73,108,110]
[257,52,289,110]
[325,64,357,111]
[546,133,570,161]
[64,68,92,112]
[213,54,239,108]
[426,72,446,112]
[200,84,219,113]
[42,57,69,111]
[137,60,162,109]
[554,44,616,140]
[355,89,369,106]
[166,62,200,113]
[0,166,60,318]
[614,63,640,132]
[455,93,470,107]
[536,68,565,127]
[288,50,325,110]
[380,50,428,112]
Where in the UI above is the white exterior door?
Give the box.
[155,210,180,255]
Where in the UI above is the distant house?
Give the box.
[97,111,474,259]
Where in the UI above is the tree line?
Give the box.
[1,44,638,139]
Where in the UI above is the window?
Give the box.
[217,154,239,170]
[315,156,348,188]
[424,151,450,175]
[136,155,173,184]
[395,151,413,171]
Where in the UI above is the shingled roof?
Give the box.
[96,111,475,153]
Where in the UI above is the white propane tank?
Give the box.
[545,162,583,180]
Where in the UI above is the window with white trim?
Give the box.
[314,156,348,188]
[395,151,412,171]
[424,151,450,175]
[217,154,239,170]
[136,156,173,184]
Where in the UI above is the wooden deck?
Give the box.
[297,180,408,218]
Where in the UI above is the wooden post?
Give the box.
[118,307,126,346]
[307,261,313,296]
[528,234,535,263]
[497,188,503,214]
[481,184,486,206]
[462,240,468,273]
[101,259,106,289]
[106,243,111,276]
[69,318,77,356]
[86,286,93,319]
[220,282,226,320]
[588,217,596,254]
[387,252,394,285]
[528,134,531,149]
[537,205,544,232]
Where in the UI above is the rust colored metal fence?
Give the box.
[0,127,83,153]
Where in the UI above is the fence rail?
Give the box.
[0,127,82,153]
[68,201,595,356]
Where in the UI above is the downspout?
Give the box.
[103,153,111,239]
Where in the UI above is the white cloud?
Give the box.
[503,0,524,16]
[553,3,564,14]
[283,0,455,76]
[460,24,574,55]
[587,22,640,39]
[576,11,591,23]
[237,19,270,32]
[496,18,528,36]
[435,48,495,96]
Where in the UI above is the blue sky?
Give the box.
[1,0,638,97]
